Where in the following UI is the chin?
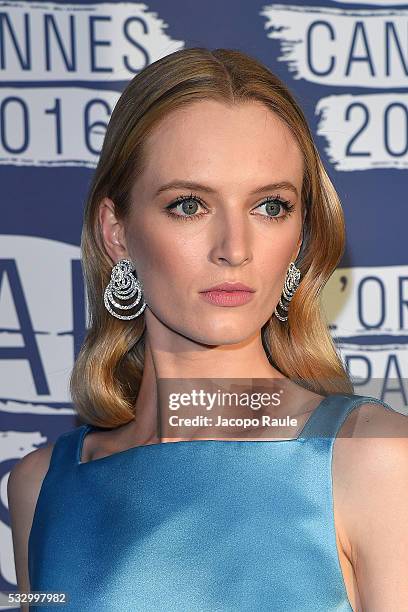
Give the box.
[187,326,257,347]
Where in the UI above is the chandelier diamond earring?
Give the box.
[274,262,301,322]
[104,258,146,320]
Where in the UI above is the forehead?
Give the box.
[139,100,304,193]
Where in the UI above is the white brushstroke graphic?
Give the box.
[0,236,82,407]
[321,264,408,412]
[329,0,408,4]
[316,92,408,170]
[0,87,120,167]
[0,1,184,81]
[261,4,408,87]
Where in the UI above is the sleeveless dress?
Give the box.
[28,393,394,611]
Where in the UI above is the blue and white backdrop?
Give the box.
[0,0,407,594]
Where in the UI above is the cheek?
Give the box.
[255,232,300,307]
[127,223,200,300]
[258,231,298,274]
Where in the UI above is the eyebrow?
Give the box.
[154,180,299,199]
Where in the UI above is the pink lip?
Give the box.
[200,282,255,292]
[199,289,255,307]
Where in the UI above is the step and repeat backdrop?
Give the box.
[1,0,407,594]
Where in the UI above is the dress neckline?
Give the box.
[76,393,335,467]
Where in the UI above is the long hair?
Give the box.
[70,47,353,428]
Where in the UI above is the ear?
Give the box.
[99,197,129,264]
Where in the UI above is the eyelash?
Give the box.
[164,192,295,223]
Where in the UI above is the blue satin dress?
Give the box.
[28,393,394,611]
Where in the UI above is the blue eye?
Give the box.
[255,195,295,222]
[164,192,295,223]
[164,193,207,222]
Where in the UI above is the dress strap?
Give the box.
[299,393,394,439]
[47,424,88,469]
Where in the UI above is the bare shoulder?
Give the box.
[333,399,408,457]
[7,443,55,605]
[345,398,407,435]
[332,400,408,608]
[8,442,55,501]
[333,399,408,487]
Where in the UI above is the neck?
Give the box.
[131,312,290,444]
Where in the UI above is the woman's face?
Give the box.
[123,99,304,346]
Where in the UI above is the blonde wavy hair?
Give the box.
[70,47,353,428]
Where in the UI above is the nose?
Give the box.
[208,210,253,267]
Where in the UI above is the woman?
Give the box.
[8,47,408,611]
